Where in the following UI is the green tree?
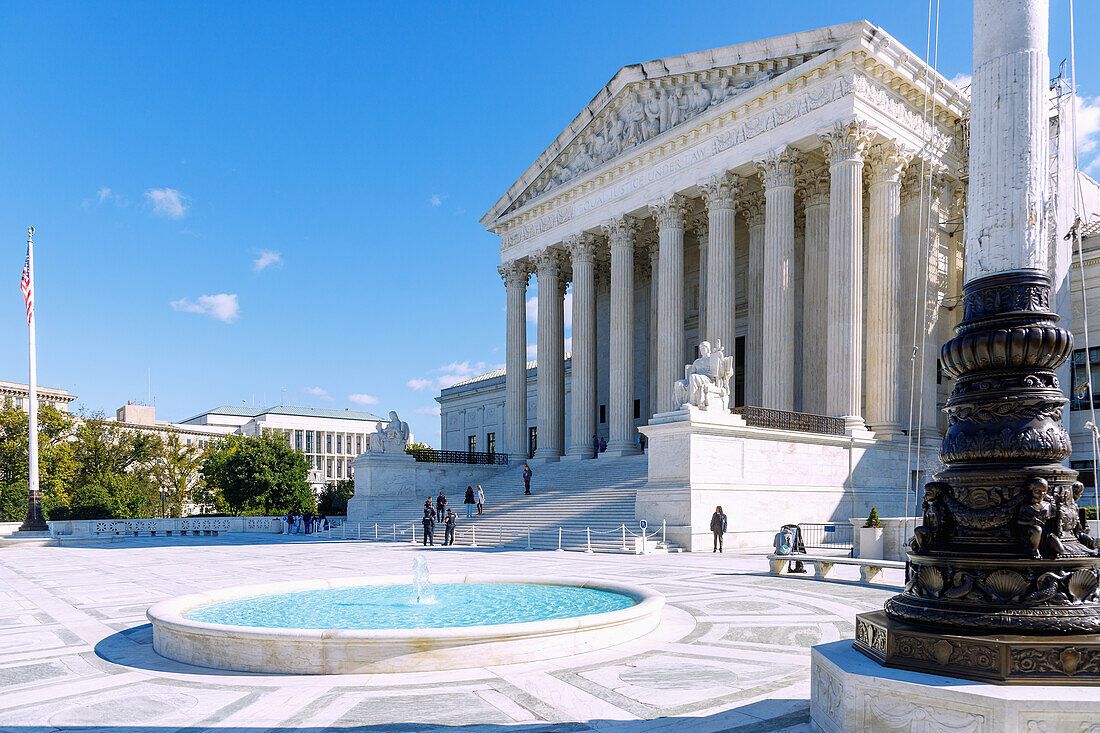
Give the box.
[202,433,312,515]
[0,405,76,520]
[152,433,206,517]
[318,479,354,516]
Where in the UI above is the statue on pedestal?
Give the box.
[369,411,410,454]
[673,340,734,412]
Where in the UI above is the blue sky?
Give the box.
[2,1,1098,445]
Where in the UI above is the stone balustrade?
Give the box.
[48,516,285,537]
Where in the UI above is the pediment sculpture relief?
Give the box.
[511,63,805,212]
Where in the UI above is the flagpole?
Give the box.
[19,226,46,532]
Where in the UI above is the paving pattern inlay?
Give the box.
[0,534,902,731]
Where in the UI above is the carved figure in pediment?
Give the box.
[710,75,733,106]
[551,163,570,186]
[570,142,594,175]
[688,82,711,116]
[606,111,625,157]
[669,88,687,128]
[645,90,664,135]
[624,92,648,145]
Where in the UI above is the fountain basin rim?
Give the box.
[147,573,663,642]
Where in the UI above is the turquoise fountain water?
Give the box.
[183,557,636,630]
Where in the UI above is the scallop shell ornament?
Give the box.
[1068,569,1099,602]
[917,566,944,596]
[981,569,1027,601]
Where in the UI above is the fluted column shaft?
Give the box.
[700,173,740,372]
[603,217,639,455]
[756,149,801,411]
[920,173,947,439]
[697,231,708,342]
[800,168,830,415]
[647,242,659,418]
[651,195,689,413]
[565,234,597,458]
[743,191,766,406]
[500,262,530,459]
[533,251,565,461]
[821,121,873,426]
[865,142,911,439]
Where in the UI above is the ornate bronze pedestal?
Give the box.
[854,270,1100,683]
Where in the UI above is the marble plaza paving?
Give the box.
[0,535,903,732]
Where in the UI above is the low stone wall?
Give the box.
[637,407,914,552]
[49,516,284,537]
[347,453,508,522]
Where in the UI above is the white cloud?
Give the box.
[1076,95,1100,174]
[414,406,442,416]
[145,187,189,219]
[406,360,505,392]
[82,186,128,210]
[526,343,538,359]
[302,386,334,401]
[170,293,239,322]
[348,393,379,406]
[253,249,283,272]
[407,378,434,391]
[428,193,449,207]
[948,73,972,91]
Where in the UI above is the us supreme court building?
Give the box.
[456,22,969,465]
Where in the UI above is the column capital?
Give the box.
[649,193,691,233]
[689,210,709,240]
[739,189,766,228]
[601,215,639,247]
[797,166,831,207]
[819,119,875,166]
[698,172,741,212]
[866,140,914,186]
[755,147,802,189]
[498,259,530,289]
[533,248,565,277]
[564,232,600,264]
[901,162,950,202]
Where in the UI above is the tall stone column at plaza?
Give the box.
[756,149,799,411]
[565,233,597,459]
[533,251,565,462]
[864,142,910,439]
[651,195,688,414]
[741,190,765,407]
[799,167,829,416]
[693,214,708,346]
[821,120,872,431]
[700,173,740,378]
[603,217,640,456]
[500,261,529,460]
[647,238,660,419]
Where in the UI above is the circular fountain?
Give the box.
[147,564,663,674]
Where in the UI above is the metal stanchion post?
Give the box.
[557,527,563,551]
[471,525,477,547]
[585,527,593,553]
[393,524,397,541]
[374,523,378,540]
[357,524,361,540]
[411,522,416,544]
[621,524,627,551]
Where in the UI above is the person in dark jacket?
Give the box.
[444,509,456,546]
[710,506,727,553]
[436,491,447,522]
[464,486,476,517]
[422,503,435,546]
[592,435,599,459]
[599,437,607,453]
[522,463,533,495]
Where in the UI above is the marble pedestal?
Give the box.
[811,639,1100,732]
[636,406,911,551]
[347,452,505,521]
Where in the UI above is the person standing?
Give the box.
[592,435,599,459]
[422,503,436,546]
[436,491,447,523]
[522,463,533,495]
[444,509,456,546]
[710,505,727,553]
[464,486,475,517]
[476,484,485,515]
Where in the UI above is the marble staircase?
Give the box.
[333,454,674,552]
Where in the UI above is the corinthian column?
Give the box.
[692,213,709,343]
[499,260,530,460]
[602,216,640,456]
[741,190,766,406]
[699,173,741,373]
[799,166,830,415]
[533,249,565,462]
[820,120,873,430]
[650,194,690,413]
[755,148,801,411]
[647,236,659,417]
[865,142,912,439]
[565,233,598,459]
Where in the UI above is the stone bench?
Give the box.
[767,554,906,583]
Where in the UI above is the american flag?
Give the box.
[20,246,33,325]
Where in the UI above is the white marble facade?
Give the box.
[471,21,969,461]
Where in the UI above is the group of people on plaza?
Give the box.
[285,510,327,535]
[418,485,485,546]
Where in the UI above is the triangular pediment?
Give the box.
[482,21,877,227]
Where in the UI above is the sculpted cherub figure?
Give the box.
[910,482,950,554]
[1018,477,1053,559]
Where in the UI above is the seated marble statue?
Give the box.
[673,340,734,411]
[370,411,411,453]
